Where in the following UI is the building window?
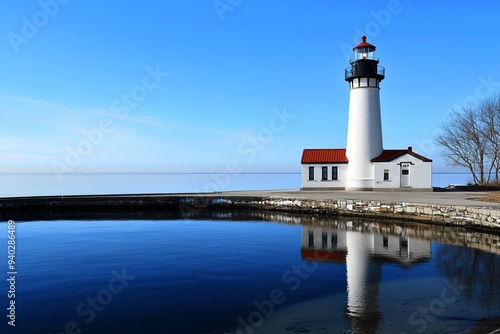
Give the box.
[331,234,338,250]
[402,169,409,175]
[332,166,338,180]
[400,238,409,256]
[308,167,314,180]
[400,239,408,248]
[322,232,328,248]
[383,169,389,181]
[308,232,314,248]
[321,167,328,180]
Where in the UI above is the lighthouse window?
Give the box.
[332,166,338,180]
[383,169,390,181]
[308,167,315,180]
[321,167,328,180]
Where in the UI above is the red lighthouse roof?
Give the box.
[353,36,376,50]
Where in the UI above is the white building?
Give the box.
[301,36,432,191]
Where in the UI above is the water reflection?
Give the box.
[436,242,500,314]
[294,219,500,333]
[5,208,500,333]
[301,222,432,332]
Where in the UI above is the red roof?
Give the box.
[302,148,431,163]
[301,249,347,264]
[354,35,376,50]
[371,148,432,162]
[301,149,348,164]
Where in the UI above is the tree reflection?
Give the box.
[435,243,500,311]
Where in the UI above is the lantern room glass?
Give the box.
[352,47,377,62]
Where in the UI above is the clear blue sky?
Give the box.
[1,0,499,174]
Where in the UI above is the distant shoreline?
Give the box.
[1,190,500,234]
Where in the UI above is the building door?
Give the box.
[400,163,410,187]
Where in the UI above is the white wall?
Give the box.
[302,227,431,264]
[301,164,348,189]
[346,87,383,190]
[373,154,432,190]
[302,154,431,190]
[302,227,347,250]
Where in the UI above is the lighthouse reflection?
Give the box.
[301,222,432,332]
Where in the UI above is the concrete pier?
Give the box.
[1,189,500,233]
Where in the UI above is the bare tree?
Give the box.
[479,96,500,183]
[436,95,500,185]
[436,107,488,184]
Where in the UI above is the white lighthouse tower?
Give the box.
[300,36,432,191]
[345,36,385,190]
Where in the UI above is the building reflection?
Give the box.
[301,221,431,333]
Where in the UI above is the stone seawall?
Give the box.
[1,194,500,233]
[249,197,500,232]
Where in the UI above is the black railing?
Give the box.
[345,65,385,79]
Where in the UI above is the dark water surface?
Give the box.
[1,213,500,333]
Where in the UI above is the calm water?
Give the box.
[0,172,471,197]
[1,213,500,334]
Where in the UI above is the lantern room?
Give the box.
[351,35,377,62]
[345,36,385,82]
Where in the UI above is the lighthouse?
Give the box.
[345,36,385,190]
[300,36,432,191]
